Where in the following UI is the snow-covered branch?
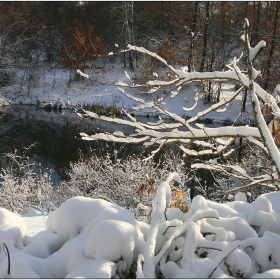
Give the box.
[77,19,280,192]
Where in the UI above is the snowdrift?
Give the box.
[0,174,279,278]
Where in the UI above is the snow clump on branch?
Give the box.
[77,19,280,196]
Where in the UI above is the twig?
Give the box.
[208,244,240,278]
[3,242,10,275]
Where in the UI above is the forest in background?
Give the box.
[0,1,280,93]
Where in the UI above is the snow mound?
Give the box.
[252,269,280,278]
[24,230,63,258]
[46,196,112,242]
[166,207,185,222]
[235,192,247,202]
[0,208,27,250]
[46,196,145,253]
[84,220,137,265]
[65,259,117,278]
[0,208,26,238]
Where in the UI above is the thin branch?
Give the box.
[208,244,240,278]
[3,242,10,275]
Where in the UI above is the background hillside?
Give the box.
[0,1,280,94]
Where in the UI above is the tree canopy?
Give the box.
[1,1,280,91]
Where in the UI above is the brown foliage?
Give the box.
[61,19,105,70]
[137,178,155,196]
[271,119,280,145]
[137,176,188,213]
[156,40,179,64]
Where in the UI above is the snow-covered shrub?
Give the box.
[134,173,280,278]
[0,68,15,87]
[211,143,274,202]
[0,173,279,278]
[0,151,75,214]
[1,147,191,217]
[0,152,55,214]
[0,207,26,250]
[23,229,64,258]
[44,195,146,278]
[46,196,112,242]
[66,148,191,219]
[135,55,162,84]
[84,220,137,269]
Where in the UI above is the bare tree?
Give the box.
[0,3,45,88]
[263,1,280,91]
[77,19,280,194]
[110,1,136,70]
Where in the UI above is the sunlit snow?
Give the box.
[1,18,280,279]
[0,184,276,278]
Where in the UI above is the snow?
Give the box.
[235,191,247,202]
[0,61,254,125]
[23,230,63,258]
[260,191,280,214]
[252,269,280,278]
[46,196,112,242]
[1,20,280,279]
[76,69,89,79]
[0,184,278,278]
[166,207,185,222]
[65,258,117,278]
[0,208,27,251]
[225,248,252,278]
[84,220,137,264]
[263,231,280,269]
[249,41,266,63]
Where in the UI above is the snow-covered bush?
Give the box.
[211,143,274,202]
[134,174,280,278]
[0,152,55,214]
[0,207,26,250]
[134,55,163,84]
[66,148,191,219]
[0,173,280,278]
[0,148,192,217]
[0,68,15,87]
[0,151,75,214]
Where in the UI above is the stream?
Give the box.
[0,104,246,199]
[0,105,160,184]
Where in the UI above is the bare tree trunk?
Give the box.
[264,2,279,90]
[200,1,210,72]
[129,2,134,72]
[266,1,271,18]
[250,1,261,45]
[188,2,198,72]
[129,51,134,72]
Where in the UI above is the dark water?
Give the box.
[0,105,156,184]
[0,105,242,198]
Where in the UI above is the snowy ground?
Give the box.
[0,62,254,124]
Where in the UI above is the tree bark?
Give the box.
[188,2,198,72]
[200,1,210,72]
[264,2,279,90]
